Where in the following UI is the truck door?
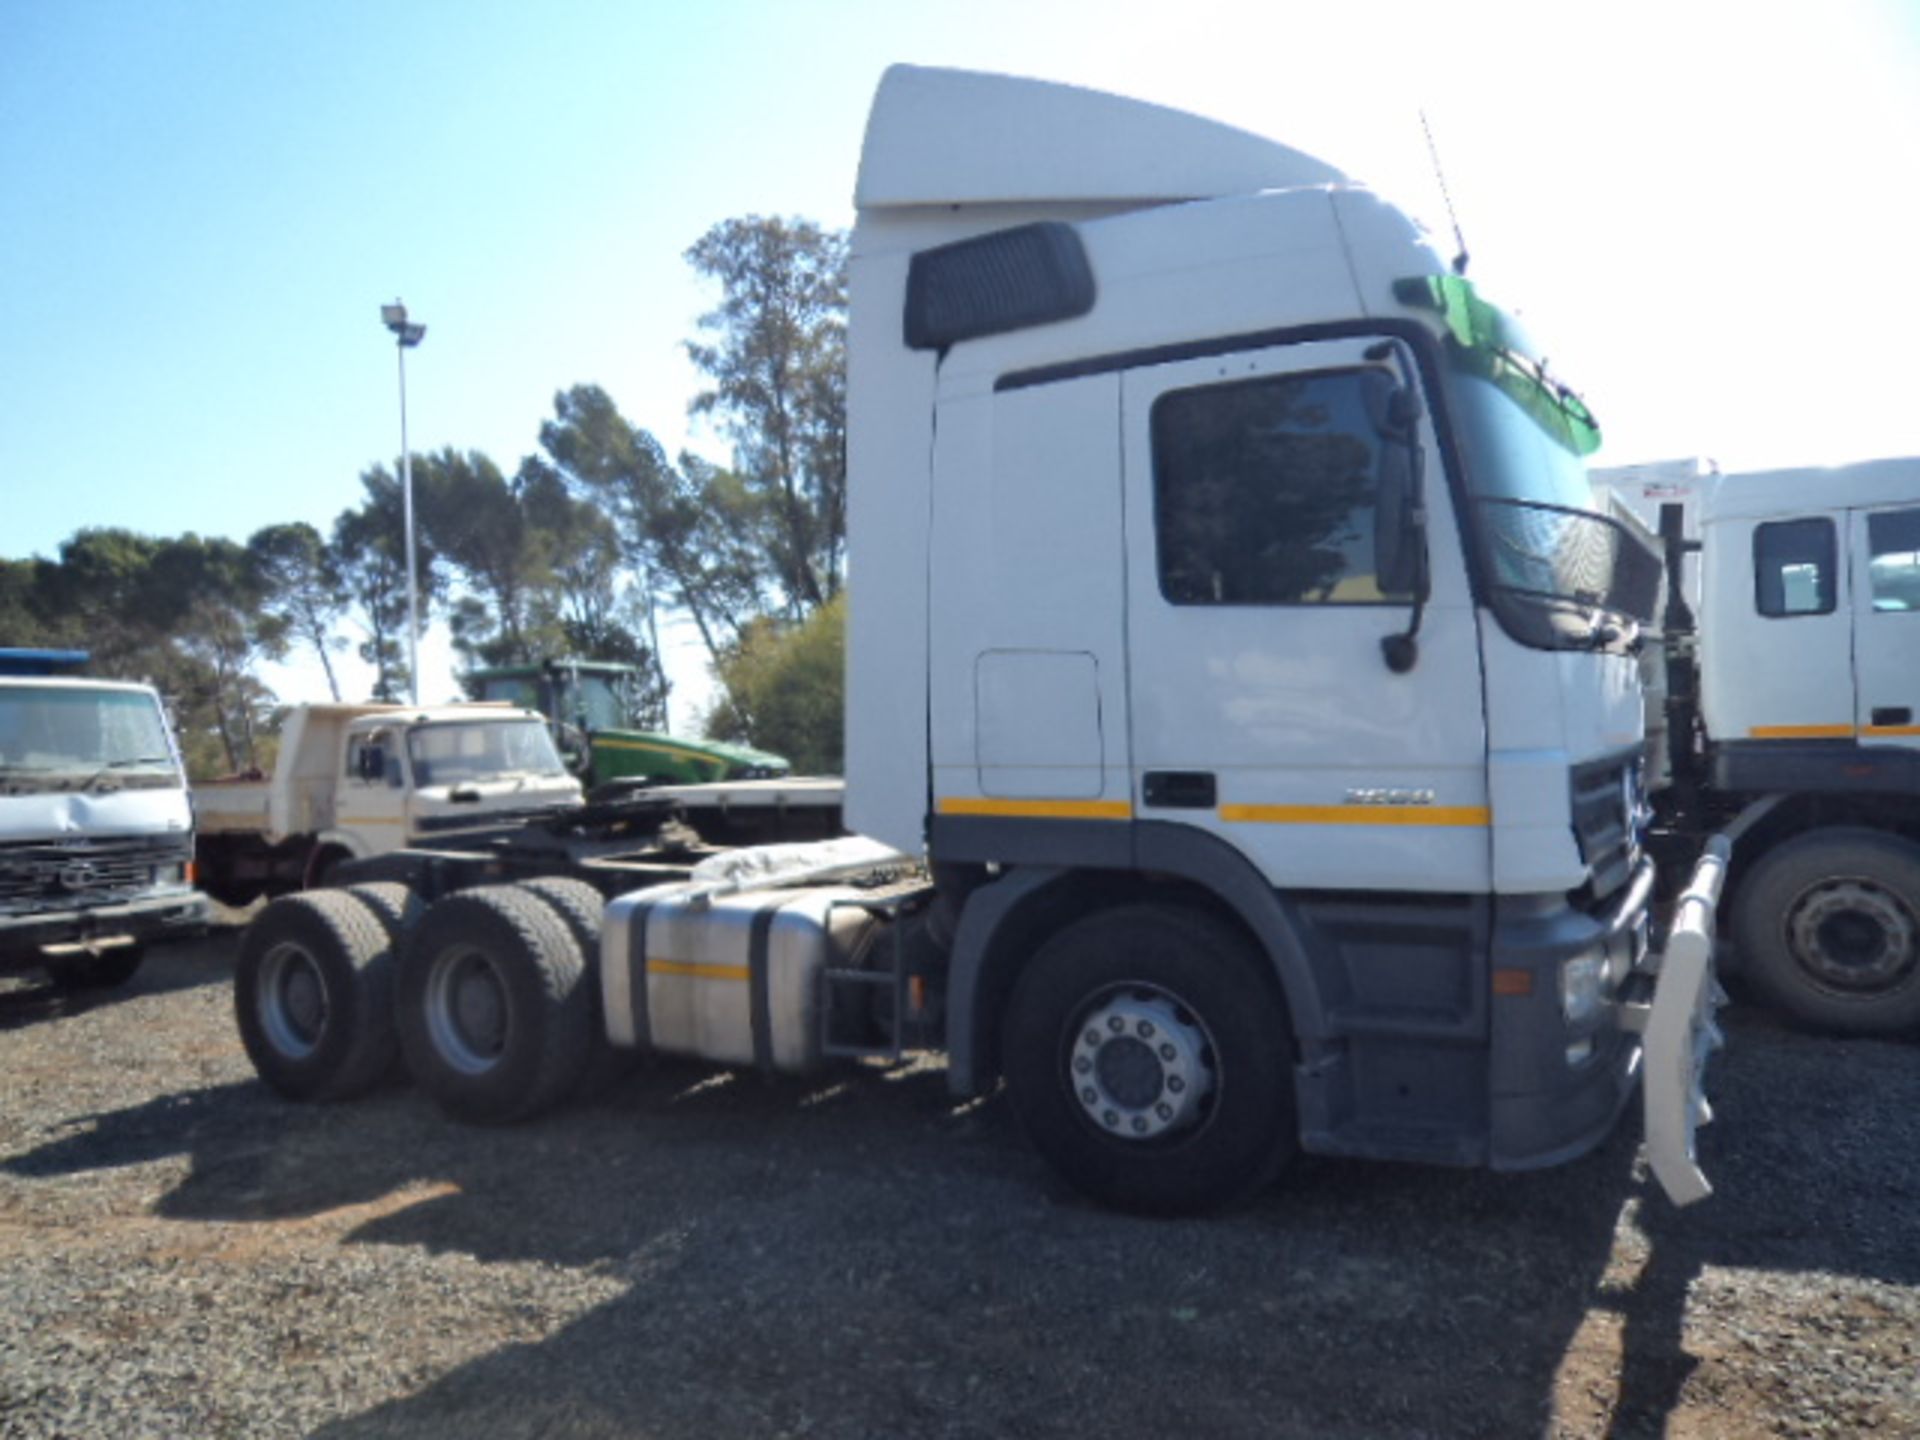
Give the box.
[1120,339,1489,893]
[1851,504,1920,750]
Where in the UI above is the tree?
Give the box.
[684,216,848,617]
[332,467,439,701]
[704,593,845,774]
[18,529,282,774]
[411,448,534,665]
[538,384,769,686]
[248,522,347,701]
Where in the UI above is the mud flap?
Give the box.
[1622,834,1729,1206]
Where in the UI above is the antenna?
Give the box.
[1420,109,1470,276]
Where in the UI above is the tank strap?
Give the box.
[627,901,653,1051]
[747,895,799,1075]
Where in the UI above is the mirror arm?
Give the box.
[1381,507,1428,674]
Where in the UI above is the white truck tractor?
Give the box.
[1599,456,1920,1036]
[0,648,207,988]
[229,67,1723,1215]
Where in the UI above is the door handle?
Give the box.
[1871,707,1912,727]
[1143,771,1216,808]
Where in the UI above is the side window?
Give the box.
[344,729,395,783]
[1753,518,1836,617]
[1867,508,1920,612]
[1151,368,1407,606]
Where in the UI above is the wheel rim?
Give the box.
[1064,983,1218,1142]
[259,942,329,1059]
[1784,876,1919,994]
[425,945,511,1075]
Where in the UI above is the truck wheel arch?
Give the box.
[943,823,1328,1096]
[304,833,368,889]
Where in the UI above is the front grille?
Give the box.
[0,836,190,912]
[1569,756,1642,900]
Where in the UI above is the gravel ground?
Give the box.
[1,924,1917,1439]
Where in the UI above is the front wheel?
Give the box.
[1001,905,1297,1216]
[1733,827,1920,1034]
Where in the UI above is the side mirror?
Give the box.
[356,745,385,782]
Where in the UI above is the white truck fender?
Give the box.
[1622,833,1731,1207]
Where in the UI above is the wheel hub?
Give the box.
[259,943,328,1059]
[1068,989,1214,1141]
[424,949,511,1075]
[1789,880,1918,991]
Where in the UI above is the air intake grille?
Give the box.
[0,837,189,912]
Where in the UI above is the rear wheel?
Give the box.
[1001,905,1297,1215]
[235,892,397,1100]
[1734,827,1920,1034]
[342,882,427,945]
[516,876,632,1093]
[397,886,595,1123]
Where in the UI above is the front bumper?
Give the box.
[0,889,210,966]
[1486,844,1725,1208]
[1488,858,1655,1175]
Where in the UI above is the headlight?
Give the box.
[1560,951,1605,1025]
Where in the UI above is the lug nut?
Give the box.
[1156,1102,1173,1120]
[1108,1016,1125,1033]
[1160,1043,1176,1061]
[1081,1087,1098,1105]
[1103,1110,1119,1128]
[1138,1020,1155,1038]
[1167,1076,1185,1094]
[1074,1055,1092,1074]
[1132,1117,1148,1134]
[1084,1029,1100,1046]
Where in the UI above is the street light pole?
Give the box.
[380,301,427,703]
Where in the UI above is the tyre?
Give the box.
[515,876,633,1094]
[50,943,145,992]
[1733,827,1920,1035]
[341,882,428,945]
[1000,905,1297,1216]
[397,886,595,1123]
[235,891,398,1101]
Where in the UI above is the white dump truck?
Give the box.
[0,648,207,988]
[194,702,583,905]
[1596,456,1920,1036]
[230,67,1724,1215]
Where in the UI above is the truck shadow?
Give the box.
[3,1009,1914,1438]
[0,931,235,1032]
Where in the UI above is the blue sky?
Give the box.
[4,0,1918,721]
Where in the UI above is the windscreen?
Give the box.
[567,673,631,731]
[1397,275,1659,644]
[0,687,178,791]
[406,720,568,788]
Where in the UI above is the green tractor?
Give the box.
[465,659,790,790]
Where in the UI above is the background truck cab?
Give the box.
[0,648,206,989]
[194,703,582,904]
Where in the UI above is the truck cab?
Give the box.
[1654,458,1920,1033]
[845,67,1704,1208]
[195,703,583,901]
[0,650,207,987]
